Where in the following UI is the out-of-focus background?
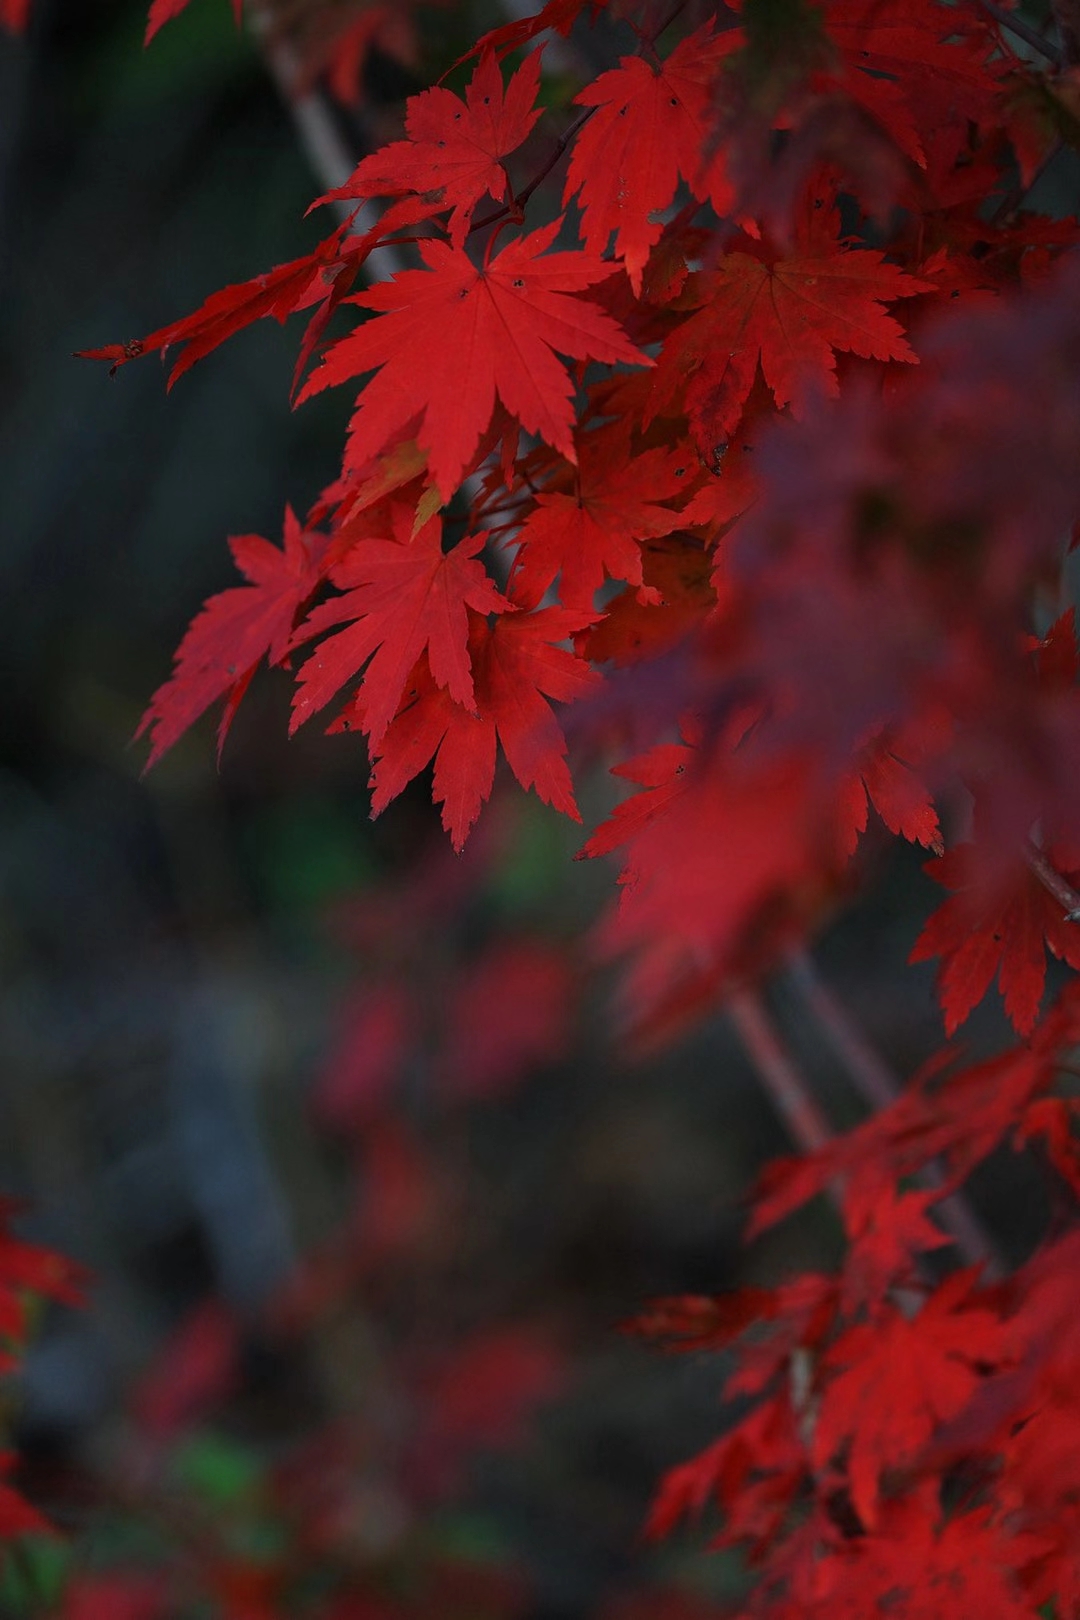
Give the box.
[0,4,1041,1615]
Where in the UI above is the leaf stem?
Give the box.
[248,1,365,198]
[728,988,834,1156]
[975,0,1062,65]
[1025,839,1080,918]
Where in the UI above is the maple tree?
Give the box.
[8,0,1080,1615]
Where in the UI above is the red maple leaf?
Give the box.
[646,1390,809,1547]
[138,506,329,768]
[287,2,448,109]
[508,423,692,611]
[563,21,742,293]
[290,513,509,749]
[813,1270,1003,1528]
[77,209,427,395]
[326,50,543,246]
[594,752,846,1036]
[470,0,608,60]
[1015,1096,1080,1196]
[576,533,715,668]
[822,0,1001,169]
[297,221,648,501]
[648,244,928,454]
[625,1288,777,1353]
[578,738,695,860]
[79,226,349,384]
[836,723,943,857]
[910,844,1080,1037]
[363,606,600,849]
[814,1496,1042,1620]
[839,1167,950,1312]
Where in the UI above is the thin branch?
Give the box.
[728,988,834,1157]
[976,0,1063,64]
[785,950,896,1112]
[988,138,1063,227]
[785,951,1003,1278]
[1026,839,1080,918]
[248,3,362,199]
[468,106,598,237]
[647,0,691,48]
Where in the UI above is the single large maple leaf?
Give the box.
[290,513,509,749]
[362,606,600,849]
[297,221,648,501]
[648,245,927,455]
[563,21,742,294]
[326,50,543,246]
[138,506,329,768]
[508,423,692,611]
[910,843,1080,1037]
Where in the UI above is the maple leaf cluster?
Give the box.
[637,982,1080,1617]
[33,0,1080,1612]
[102,0,1080,1039]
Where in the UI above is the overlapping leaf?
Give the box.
[291,513,509,748]
[364,606,600,849]
[508,424,692,611]
[814,1272,1002,1527]
[138,507,329,768]
[649,244,928,452]
[564,21,742,293]
[911,844,1080,1036]
[79,207,428,394]
[326,50,543,245]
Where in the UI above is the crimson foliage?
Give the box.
[9,0,1080,1615]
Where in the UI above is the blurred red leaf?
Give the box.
[436,939,575,1100]
[315,982,414,1131]
[132,1298,240,1440]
